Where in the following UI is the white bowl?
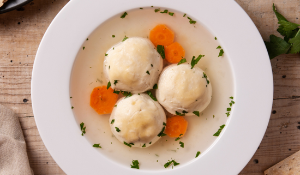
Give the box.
[31,0,273,174]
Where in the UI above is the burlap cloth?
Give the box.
[0,104,33,175]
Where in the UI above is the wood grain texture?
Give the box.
[0,0,299,174]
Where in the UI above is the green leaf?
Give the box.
[179,141,184,148]
[272,3,288,22]
[146,71,150,75]
[289,29,300,54]
[131,160,139,169]
[110,119,115,124]
[114,80,118,85]
[157,126,166,137]
[157,45,165,59]
[164,160,180,168]
[115,127,121,132]
[93,144,102,148]
[160,10,168,13]
[154,8,160,12]
[218,49,224,57]
[175,137,180,141]
[120,12,128,19]
[265,35,291,59]
[107,81,111,89]
[146,91,157,101]
[168,12,174,16]
[191,55,204,69]
[153,84,158,89]
[213,124,225,136]
[284,28,299,42]
[142,144,146,147]
[175,111,185,116]
[195,151,201,158]
[120,91,132,98]
[122,35,128,42]
[193,111,200,117]
[277,20,300,38]
[124,141,132,147]
[177,58,187,65]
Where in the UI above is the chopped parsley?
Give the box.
[146,91,157,101]
[157,125,166,137]
[183,13,186,17]
[151,64,153,67]
[213,115,215,118]
[121,91,132,98]
[163,122,166,126]
[227,108,231,111]
[154,8,160,12]
[175,137,180,141]
[80,122,86,136]
[120,12,128,18]
[175,111,185,116]
[131,160,139,169]
[153,84,158,89]
[218,49,224,57]
[213,124,225,136]
[169,12,174,16]
[139,8,143,9]
[195,151,201,158]
[179,141,184,148]
[114,80,118,85]
[107,81,111,89]
[115,127,121,132]
[182,110,188,114]
[111,119,115,124]
[105,53,108,56]
[113,89,120,94]
[164,160,180,168]
[142,144,146,147]
[230,96,234,99]
[187,17,196,24]
[124,141,132,147]
[146,70,150,75]
[226,112,230,117]
[71,106,74,109]
[157,45,165,59]
[83,47,85,50]
[191,55,204,69]
[114,105,117,107]
[216,46,221,49]
[160,9,168,13]
[177,58,187,65]
[70,97,72,98]
[193,111,200,117]
[122,35,129,42]
[149,142,152,144]
[202,72,210,85]
[93,144,102,148]
[86,38,89,41]
[215,37,217,40]
[112,35,115,38]
[179,134,183,136]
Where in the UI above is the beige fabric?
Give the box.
[264,150,300,175]
[0,104,33,175]
[0,0,8,7]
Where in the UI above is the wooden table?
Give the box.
[0,0,299,174]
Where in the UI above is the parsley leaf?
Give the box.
[124,141,132,147]
[187,17,196,24]
[169,12,174,16]
[107,81,111,89]
[120,91,132,98]
[215,37,217,40]
[153,84,158,89]
[157,45,165,59]
[289,29,300,54]
[142,144,146,147]
[120,12,128,18]
[216,46,221,49]
[272,3,288,22]
[115,127,121,132]
[195,151,201,158]
[80,122,86,136]
[114,80,118,85]
[93,144,102,148]
[183,13,186,17]
[175,137,180,141]
[160,10,168,13]
[131,160,139,169]
[177,58,187,65]
[191,55,204,69]
[111,119,115,124]
[213,124,225,136]
[179,141,184,148]
[164,160,180,168]
[157,125,166,137]
[146,70,150,75]
[154,8,160,12]
[218,49,224,57]
[146,91,157,101]
[83,47,85,50]
[227,108,231,111]
[193,111,200,117]
[105,53,108,56]
[112,35,115,38]
[175,111,185,116]
[265,35,291,59]
[122,35,129,42]
[202,72,210,85]
[277,20,300,37]
[113,89,120,94]
[226,112,230,117]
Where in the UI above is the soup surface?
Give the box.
[70,7,234,170]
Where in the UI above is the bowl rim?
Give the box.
[31,0,273,174]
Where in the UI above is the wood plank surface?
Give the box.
[0,0,299,174]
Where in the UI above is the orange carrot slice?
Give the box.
[90,86,118,114]
[165,42,185,63]
[149,24,174,47]
[165,116,188,138]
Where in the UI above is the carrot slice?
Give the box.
[149,24,174,47]
[90,86,118,114]
[165,116,188,138]
[165,42,185,63]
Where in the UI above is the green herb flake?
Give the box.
[193,111,200,117]
[149,142,152,144]
[71,106,74,109]
[218,49,224,57]
[111,119,115,124]
[142,144,146,147]
[80,122,86,136]
[86,38,89,41]
[191,55,205,69]
[229,103,232,107]
[179,134,183,136]
[105,53,108,56]
[195,151,201,158]
[154,8,160,12]
[202,72,210,85]
[177,58,187,65]
[131,160,139,169]
[289,30,300,54]
[153,84,158,89]
[121,91,132,98]
[124,141,132,147]
[187,17,196,24]
[114,105,117,107]
[175,111,185,116]
[227,108,231,111]
[216,46,221,49]
[226,112,230,117]
[231,100,235,104]
[169,12,174,16]
[114,80,118,85]
[93,144,102,148]
[146,71,150,75]
[140,8,143,9]
[151,64,153,67]
[230,96,234,99]
[164,160,180,168]
[160,9,168,13]
[175,137,180,141]
[113,89,120,94]
[146,91,157,101]
[215,37,217,40]
[112,35,115,38]
[179,141,184,148]
[115,127,121,132]
[122,35,129,42]
[107,81,111,89]
[163,122,167,126]
[157,126,166,137]
[120,12,128,18]
[83,47,85,50]
[183,13,186,17]
[213,115,215,118]
[70,97,72,98]
[157,45,165,59]
[213,124,225,136]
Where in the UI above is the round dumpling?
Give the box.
[109,94,166,148]
[103,37,163,93]
[156,64,212,116]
